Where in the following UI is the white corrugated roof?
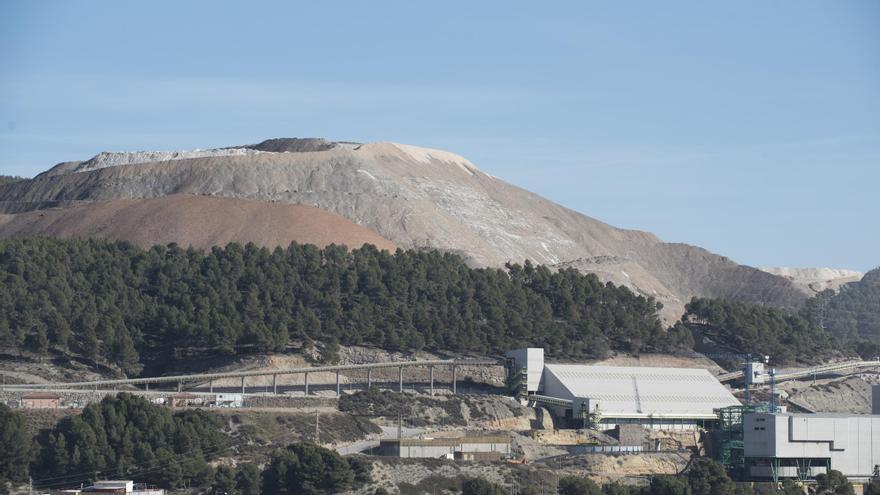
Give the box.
[544,364,740,417]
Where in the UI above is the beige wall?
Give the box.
[22,398,60,408]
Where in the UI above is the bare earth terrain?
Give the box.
[0,194,396,252]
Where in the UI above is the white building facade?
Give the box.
[743,412,880,481]
[505,347,544,393]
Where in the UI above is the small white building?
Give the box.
[743,412,880,481]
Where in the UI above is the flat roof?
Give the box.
[380,436,510,447]
[545,364,739,417]
[172,392,199,399]
[751,412,880,419]
[22,392,61,399]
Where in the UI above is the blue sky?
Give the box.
[1,1,878,271]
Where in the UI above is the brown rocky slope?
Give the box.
[0,194,397,252]
[0,138,806,321]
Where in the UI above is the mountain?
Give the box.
[820,267,880,343]
[760,267,863,294]
[0,194,396,252]
[0,137,807,322]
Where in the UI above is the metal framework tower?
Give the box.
[717,404,771,477]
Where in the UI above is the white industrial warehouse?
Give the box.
[505,348,740,429]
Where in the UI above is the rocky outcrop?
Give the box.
[0,139,808,321]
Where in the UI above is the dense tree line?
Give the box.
[0,175,27,186]
[209,442,368,495]
[260,442,372,495]
[210,464,261,495]
[0,393,365,493]
[33,393,225,490]
[807,268,880,358]
[0,404,33,494]
[0,238,677,374]
[683,297,842,364]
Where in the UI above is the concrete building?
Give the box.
[55,480,164,495]
[505,348,544,393]
[506,348,739,430]
[743,412,880,481]
[20,392,61,409]
[378,435,511,459]
[614,424,647,447]
[214,393,243,408]
[170,392,202,407]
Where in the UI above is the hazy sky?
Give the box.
[1,1,878,271]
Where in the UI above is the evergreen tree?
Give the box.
[811,470,855,495]
[461,478,507,495]
[0,238,677,374]
[33,393,224,490]
[0,176,26,185]
[260,443,354,495]
[863,481,880,495]
[0,404,32,487]
[684,297,842,364]
[687,458,733,495]
[559,476,603,495]
[234,464,262,495]
[649,476,691,495]
[212,465,237,495]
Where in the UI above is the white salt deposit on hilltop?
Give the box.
[760,267,864,294]
[70,148,267,174]
[761,267,864,280]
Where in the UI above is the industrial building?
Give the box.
[743,412,880,482]
[53,480,164,495]
[170,392,203,407]
[378,435,511,460]
[20,392,62,409]
[505,348,740,430]
[214,393,243,408]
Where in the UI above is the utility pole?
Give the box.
[769,367,778,413]
[315,409,320,444]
